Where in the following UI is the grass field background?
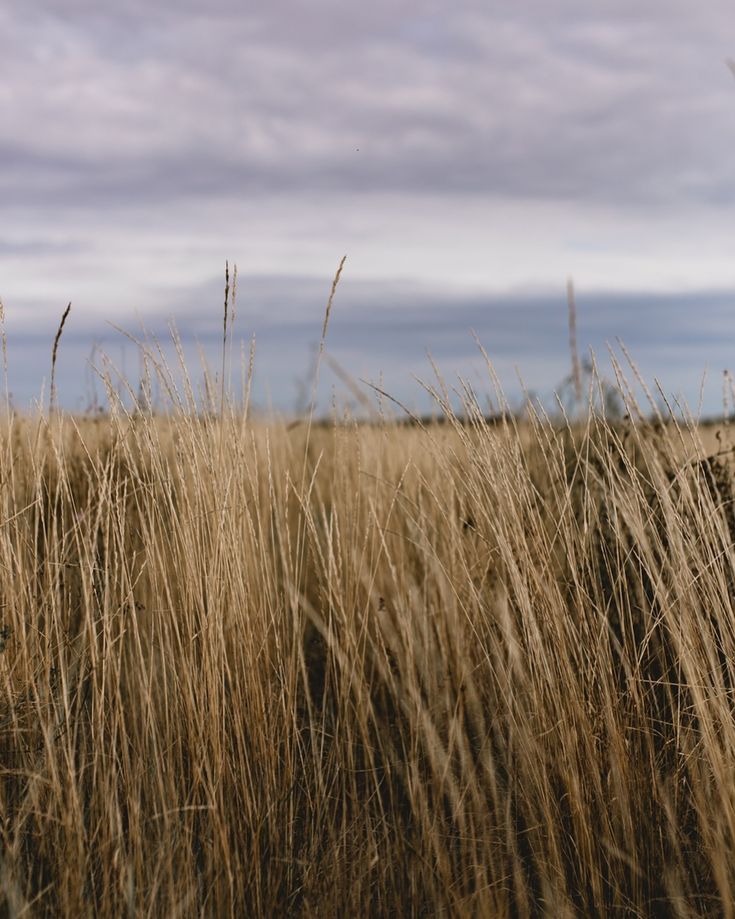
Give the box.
[0,301,734,915]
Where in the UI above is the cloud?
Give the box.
[3,0,735,417]
[3,2,735,211]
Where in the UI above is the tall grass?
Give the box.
[0,337,733,915]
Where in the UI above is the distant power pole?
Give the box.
[567,277,583,410]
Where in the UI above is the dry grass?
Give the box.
[0,345,734,916]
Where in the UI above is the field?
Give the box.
[1,334,735,916]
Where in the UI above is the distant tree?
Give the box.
[556,357,625,420]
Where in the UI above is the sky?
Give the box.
[2,1,735,415]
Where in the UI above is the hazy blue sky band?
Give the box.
[6,279,735,415]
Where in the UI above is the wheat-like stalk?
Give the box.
[49,301,71,415]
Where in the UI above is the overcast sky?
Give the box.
[2,1,735,414]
